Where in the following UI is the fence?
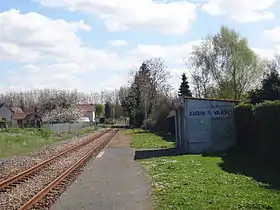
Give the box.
[44,122,93,133]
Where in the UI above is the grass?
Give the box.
[0,126,97,158]
[79,126,98,135]
[0,133,62,158]
[126,129,175,149]
[130,130,280,210]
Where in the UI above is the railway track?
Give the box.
[0,128,119,210]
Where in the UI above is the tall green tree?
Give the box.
[95,104,105,118]
[249,70,280,104]
[189,26,263,100]
[178,73,192,97]
[136,62,153,124]
[260,70,280,100]
[122,58,170,127]
[104,101,111,119]
[122,83,141,125]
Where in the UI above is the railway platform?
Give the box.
[51,131,153,210]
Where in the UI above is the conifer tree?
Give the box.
[178,73,192,97]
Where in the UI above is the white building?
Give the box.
[175,97,239,153]
[76,104,95,122]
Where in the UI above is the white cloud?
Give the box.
[201,0,278,23]
[0,10,135,68]
[108,40,128,47]
[0,9,93,63]
[129,40,201,62]
[256,26,280,58]
[0,9,131,71]
[4,63,131,93]
[96,74,129,91]
[253,48,276,59]
[37,0,197,35]
[0,9,137,92]
[1,8,279,93]
[264,26,280,43]
[6,64,85,90]
[169,67,189,87]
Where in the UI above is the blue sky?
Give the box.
[0,0,279,93]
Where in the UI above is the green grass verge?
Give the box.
[0,133,64,158]
[130,131,280,210]
[0,126,97,158]
[127,129,175,149]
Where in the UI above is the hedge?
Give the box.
[234,100,280,160]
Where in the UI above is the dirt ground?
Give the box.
[107,129,132,148]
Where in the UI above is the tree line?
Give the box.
[120,26,280,129]
[0,88,128,123]
[1,25,279,126]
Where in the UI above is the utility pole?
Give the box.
[141,81,148,132]
[112,107,115,124]
[144,96,147,131]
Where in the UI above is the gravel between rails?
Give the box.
[0,128,108,182]
[0,131,114,210]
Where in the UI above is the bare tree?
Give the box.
[266,53,280,73]
[186,40,214,98]
[137,58,171,111]
[118,87,129,103]
[187,26,264,100]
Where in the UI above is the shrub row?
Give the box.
[0,127,52,139]
[234,100,280,160]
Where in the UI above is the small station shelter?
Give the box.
[175,97,239,153]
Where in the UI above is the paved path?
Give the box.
[51,131,153,210]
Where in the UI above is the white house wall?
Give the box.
[92,111,95,122]
[85,111,95,122]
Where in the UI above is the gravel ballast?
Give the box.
[0,129,107,182]
[0,130,113,209]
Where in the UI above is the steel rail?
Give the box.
[19,129,119,210]
[0,128,111,190]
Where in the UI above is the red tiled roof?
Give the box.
[11,107,24,113]
[12,112,32,120]
[76,104,95,112]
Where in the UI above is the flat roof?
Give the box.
[184,97,241,103]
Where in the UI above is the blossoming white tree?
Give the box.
[37,90,84,124]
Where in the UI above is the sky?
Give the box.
[0,0,280,93]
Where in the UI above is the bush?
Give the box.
[0,128,24,133]
[254,101,280,158]
[142,119,154,131]
[134,110,144,128]
[166,114,175,135]
[32,128,52,140]
[234,103,254,151]
[0,127,52,140]
[234,100,280,160]
[152,101,173,133]
[0,122,7,129]
[105,119,114,125]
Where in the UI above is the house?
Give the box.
[175,97,240,153]
[12,107,41,128]
[0,103,14,122]
[12,112,41,128]
[76,104,95,122]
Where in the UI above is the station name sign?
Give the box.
[188,108,232,117]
